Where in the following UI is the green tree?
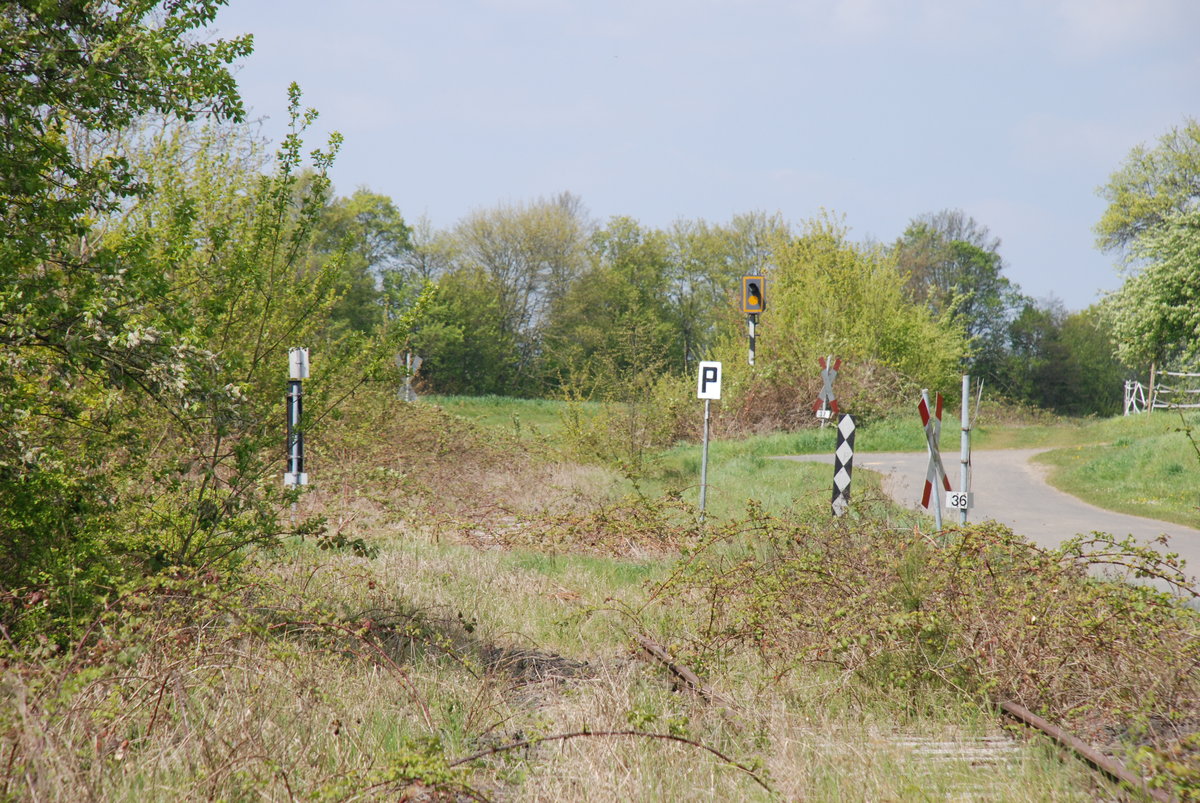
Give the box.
[719,215,966,423]
[451,192,592,383]
[894,210,1025,378]
[1099,120,1200,371]
[1096,118,1200,258]
[396,214,460,283]
[665,212,790,371]
[1056,307,1127,415]
[993,299,1126,416]
[1104,208,1200,368]
[67,90,369,578]
[0,0,253,635]
[410,266,519,395]
[312,188,413,332]
[542,217,684,395]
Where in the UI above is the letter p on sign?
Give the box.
[697,361,722,399]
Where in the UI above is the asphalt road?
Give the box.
[778,448,1200,583]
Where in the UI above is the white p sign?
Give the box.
[697,361,722,400]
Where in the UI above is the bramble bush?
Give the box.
[650,513,1200,737]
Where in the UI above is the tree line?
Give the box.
[326,191,1128,418]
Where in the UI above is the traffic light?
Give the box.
[742,275,765,314]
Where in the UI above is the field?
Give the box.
[3,392,1198,801]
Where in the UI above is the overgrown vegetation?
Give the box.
[4,388,1198,800]
[4,3,1199,800]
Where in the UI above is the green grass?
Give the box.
[632,425,926,526]
[972,406,1195,449]
[427,394,598,441]
[428,394,1200,531]
[1034,420,1200,529]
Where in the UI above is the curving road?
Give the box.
[778,448,1200,582]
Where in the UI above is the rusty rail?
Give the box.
[997,699,1173,803]
[636,633,1174,802]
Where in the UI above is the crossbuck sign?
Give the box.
[813,355,840,419]
[918,390,952,519]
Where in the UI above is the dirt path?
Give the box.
[778,449,1200,580]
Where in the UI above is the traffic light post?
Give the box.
[742,276,765,366]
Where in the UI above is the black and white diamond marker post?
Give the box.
[831,413,855,517]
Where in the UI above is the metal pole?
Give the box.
[960,374,970,525]
[747,315,756,366]
[699,398,711,518]
[1149,362,1157,412]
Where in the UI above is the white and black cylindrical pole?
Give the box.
[285,347,309,487]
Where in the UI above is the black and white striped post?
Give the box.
[285,347,309,487]
[831,413,855,516]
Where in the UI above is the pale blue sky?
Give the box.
[213,0,1199,311]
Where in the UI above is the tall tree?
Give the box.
[894,210,1024,377]
[1099,120,1200,371]
[542,217,683,395]
[311,188,413,332]
[1104,207,1200,368]
[451,192,592,380]
[396,214,459,283]
[409,266,519,395]
[724,215,966,406]
[997,300,1126,415]
[665,212,790,370]
[1096,118,1200,259]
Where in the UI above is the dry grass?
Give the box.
[0,532,1117,802]
[3,388,1187,801]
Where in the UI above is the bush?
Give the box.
[655,515,1200,733]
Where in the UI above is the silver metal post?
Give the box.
[699,398,711,518]
[960,374,970,525]
[747,315,756,366]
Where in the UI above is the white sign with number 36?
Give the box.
[946,491,972,510]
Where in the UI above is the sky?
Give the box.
[211,0,1200,311]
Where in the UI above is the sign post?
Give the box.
[285,347,310,487]
[813,355,840,426]
[696,361,722,517]
[831,413,855,517]
[918,389,951,530]
[958,374,971,525]
[397,351,423,402]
